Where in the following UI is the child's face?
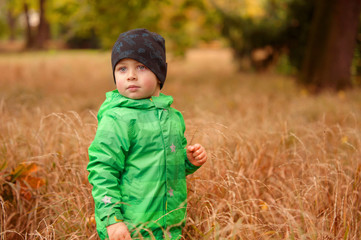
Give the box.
[114,58,160,99]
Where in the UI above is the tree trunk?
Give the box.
[7,9,16,41]
[36,0,50,49]
[300,0,361,92]
[24,2,35,49]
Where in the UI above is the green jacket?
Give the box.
[87,90,199,240]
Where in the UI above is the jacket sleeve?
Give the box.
[177,111,200,176]
[87,112,130,227]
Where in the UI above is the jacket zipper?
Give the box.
[155,107,168,229]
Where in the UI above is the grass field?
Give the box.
[0,48,360,239]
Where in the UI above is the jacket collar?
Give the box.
[98,90,173,119]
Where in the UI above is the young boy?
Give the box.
[87,28,207,240]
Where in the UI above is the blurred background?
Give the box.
[1,0,361,92]
[1,1,361,239]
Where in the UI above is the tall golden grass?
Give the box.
[0,49,360,239]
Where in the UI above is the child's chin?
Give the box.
[127,94,150,100]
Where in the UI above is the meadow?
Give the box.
[0,48,360,239]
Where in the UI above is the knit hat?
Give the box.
[111,28,167,89]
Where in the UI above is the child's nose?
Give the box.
[127,69,137,80]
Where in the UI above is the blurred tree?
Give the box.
[1,0,216,52]
[300,0,361,92]
[87,0,165,48]
[2,0,25,41]
[6,1,16,41]
[1,0,17,40]
[23,1,35,48]
[5,0,50,49]
[282,0,314,71]
[50,0,100,48]
[211,0,318,72]
[213,0,361,91]
[160,0,219,55]
[84,0,212,53]
[212,0,288,71]
[35,0,50,49]
[352,18,361,84]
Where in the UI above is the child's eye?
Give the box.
[138,65,147,70]
[118,67,127,72]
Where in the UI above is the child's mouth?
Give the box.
[127,85,140,91]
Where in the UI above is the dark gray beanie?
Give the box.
[111,28,167,89]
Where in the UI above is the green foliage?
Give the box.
[1,0,214,51]
[282,0,315,70]
[213,0,287,70]
[161,0,207,55]
[48,0,99,48]
[0,20,7,39]
[351,16,361,85]
[275,54,296,75]
[87,0,164,49]
[86,0,215,54]
[214,0,315,72]
[0,0,29,40]
[0,2,7,39]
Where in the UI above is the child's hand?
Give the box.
[107,222,131,240]
[187,143,207,167]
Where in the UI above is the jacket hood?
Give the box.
[97,90,173,120]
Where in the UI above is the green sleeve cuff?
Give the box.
[100,211,124,227]
[185,156,200,175]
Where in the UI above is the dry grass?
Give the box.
[0,48,360,239]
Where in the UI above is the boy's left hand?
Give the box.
[187,143,207,167]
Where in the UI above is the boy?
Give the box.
[87,28,207,240]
